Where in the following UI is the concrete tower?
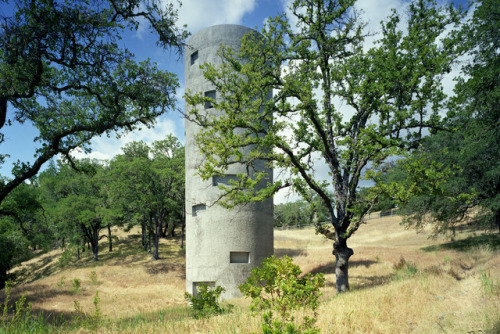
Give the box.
[184,25,273,299]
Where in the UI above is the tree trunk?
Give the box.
[141,222,147,251]
[92,227,99,262]
[107,225,112,252]
[333,242,354,293]
[0,265,9,289]
[147,232,152,254]
[180,221,185,249]
[153,219,159,260]
[495,208,500,234]
[170,222,176,237]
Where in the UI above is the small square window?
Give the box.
[190,50,198,65]
[230,252,250,263]
[205,90,216,109]
[192,204,206,217]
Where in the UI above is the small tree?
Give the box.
[184,283,227,319]
[239,256,325,334]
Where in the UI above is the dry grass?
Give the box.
[2,218,500,333]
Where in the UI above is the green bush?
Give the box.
[74,290,103,331]
[184,283,229,319]
[71,278,81,293]
[1,282,32,332]
[239,255,325,334]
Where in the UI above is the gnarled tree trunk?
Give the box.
[333,241,354,293]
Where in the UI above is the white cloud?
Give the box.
[71,117,178,161]
[172,0,257,33]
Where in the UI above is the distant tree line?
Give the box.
[0,136,184,289]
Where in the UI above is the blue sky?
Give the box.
[0,0,470,189]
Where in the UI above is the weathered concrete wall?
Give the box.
[184,25,273,299]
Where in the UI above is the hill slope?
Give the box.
[2,217,499,333]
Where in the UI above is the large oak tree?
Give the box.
[186,0,465,292]
[0,0,188,205]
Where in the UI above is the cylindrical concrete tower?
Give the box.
[184,25,273,299]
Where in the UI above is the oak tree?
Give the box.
[0,0,188,205]
[186,0,465,292]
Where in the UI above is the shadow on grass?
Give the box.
[306,260,389,289]
[421,233,500,253]
[144,263,186,279]
[307,260,377,276]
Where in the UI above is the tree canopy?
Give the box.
[374,0,499,235]
[0,0,188,205]
[186,0,466,292]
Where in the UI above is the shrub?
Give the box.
[184,283,229,319]
[71,278,81,293]
[74,290,103,331]
[89,271,98,285]
[239,255,325,334]
[1,282,32,332]
[58,249,73,267]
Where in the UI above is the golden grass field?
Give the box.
[2,215,500,333]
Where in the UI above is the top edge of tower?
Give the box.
[185,24,260,53]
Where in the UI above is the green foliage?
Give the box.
[71,278,81,294]
[0,282,34,332]
[480,270,499,297]
[109,135,185,258]
[56,276,65,288]
[184,283,228,319]
[0,0,188,205]
[371,0,500,235]
[274,197,329,228]
[239,256,324,333]
[58,249,74,267]
[73,291,103,331]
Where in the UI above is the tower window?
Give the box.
[192,204,206,216]
[213,174,238,186]
[230,252,250,263]
[190,50,198,65]
[204,90,216,109]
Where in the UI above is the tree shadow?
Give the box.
[143,263,186,279]
[305,260,389,289]
[306,260,377,276]
[421,233,500,252]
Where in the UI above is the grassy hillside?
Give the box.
[1,216,499,333]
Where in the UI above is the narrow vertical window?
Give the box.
[205,90,216,109]
[190,50,198,65]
